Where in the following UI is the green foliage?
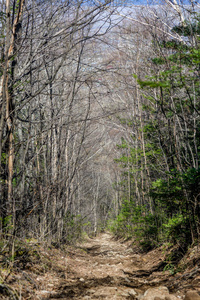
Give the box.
[151,176,183,212]
[173,17,200,36]
[165,217,192,251]
[3,215,12,227]
[108,201,162,251]
[0,215,13,234]
[150,167,200,245]
[163,262,176,275]
[137,78,170,89]
[1,153,7,164]
[152,57,165,65]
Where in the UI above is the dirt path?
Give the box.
[47,232,143,299]
[31,233,200,299]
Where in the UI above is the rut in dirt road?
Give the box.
[42,233,186,300]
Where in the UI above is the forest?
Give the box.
[1,0,200,265]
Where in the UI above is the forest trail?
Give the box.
[45,233,145,299]
[38,232,141,299]
[33,232,196,300]
[57,232,142,299]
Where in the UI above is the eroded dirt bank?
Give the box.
[2,233,200,299]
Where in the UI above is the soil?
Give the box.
[1,233,200,299]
